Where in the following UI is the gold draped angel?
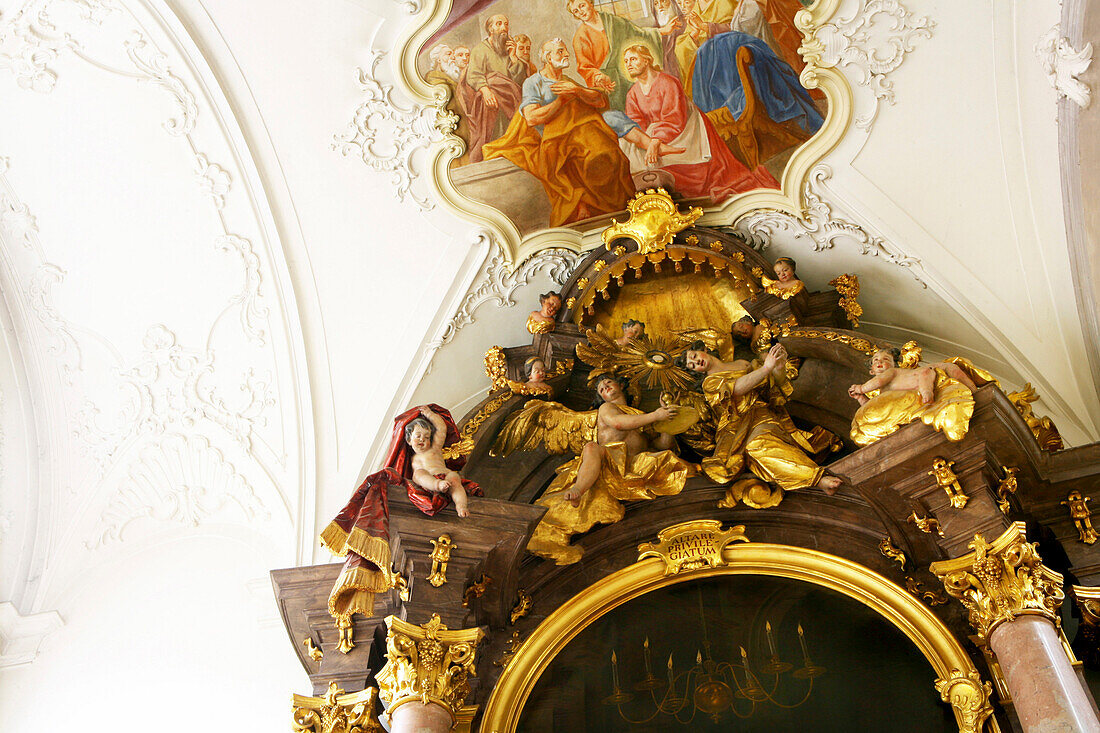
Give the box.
[847,347,978,446]
[492,375,695,565]
[681,342,843,494]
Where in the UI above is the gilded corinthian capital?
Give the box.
[929,522,1065,641]
[375,614,486,723]
[292,681,382,733]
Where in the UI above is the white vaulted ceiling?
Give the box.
[0,0,1096,729]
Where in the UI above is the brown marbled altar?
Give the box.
[275,225,1100,730]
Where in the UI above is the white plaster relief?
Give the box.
[0,602,63,668]
[735,165,926,285]
[85,432,269,549]
[424,231,581,362]
[0,2,198,135]
[72,325,273,474]
[0,194,38,247]
[332,49,457,210]
[1036,25,1092,109]
[391,0,422,14]
[215,234,268,346]
[814,0,934,129]
[195,153,231,210]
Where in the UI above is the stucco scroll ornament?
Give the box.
[933,669,993,733]
[72,324,274,472]
[333,49,458,211]
[735,165,926,286]
[929,522,1065,643]
[423,231,580,368]
[85,432,269,549]
[375,613,486,724]
[1035,25,1093,109]
[801,0,934,129]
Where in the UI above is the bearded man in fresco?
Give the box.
[461,13,527,162]
[425,43,471,160]
[567,0,674,112]
[483,38,635,227]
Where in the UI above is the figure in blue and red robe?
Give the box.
[319,404,483,622]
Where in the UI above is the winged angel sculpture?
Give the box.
[492,372,695,565]
[493,323,840,564]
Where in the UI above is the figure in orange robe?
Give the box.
[483,41,633,227]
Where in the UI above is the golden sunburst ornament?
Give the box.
[576,327,696,393]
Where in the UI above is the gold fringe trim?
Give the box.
[328,565,394,620]
[319,521,349,557]
[326,534,393,622]
[345,528,391,569]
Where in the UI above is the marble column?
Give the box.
[931,522,1100,733]
[988,615,1100,732]
[388,700,454,733]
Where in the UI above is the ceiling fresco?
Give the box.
[399,0,851,247]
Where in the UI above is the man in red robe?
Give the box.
[620,44,777,202]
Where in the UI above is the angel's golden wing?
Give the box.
[575,325,628,382]
[490,400,598,458]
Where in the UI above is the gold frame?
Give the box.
[480,543,984,732]
[391,0,854,263]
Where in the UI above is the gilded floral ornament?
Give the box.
[292,681,382,733]
[375,614,486,723]
[1062,491,1098,545]
[933,669,993,733]
[907,510,944,537]
[929,522,1065,642]
[997,466,1018,515]
[828,273,862,328]
[637,520,750,575]
[1005,383,1064,451]
[878,536,907,570]
[601,189,702,256]
[484,346,508,393]
[510,589,532,625]
[427,534,455,587]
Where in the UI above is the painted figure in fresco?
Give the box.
[425,44,471,159]
[619,44,777,201]
[492,375,694,564]
[484,39,639,227]
[320,405,484,620]
[689,29,823,147]
[848,348,977,446]
[682,341,843,494]
[527,290,562,334]
[567,0,671,112]
[650,0,685,79]
[761,256,805,298]
[454,45,471,71]
[408,406,478,517]
[514,34,537,78]
[462,14,528,162]
[727,0,813,80]
[617,318,646,346]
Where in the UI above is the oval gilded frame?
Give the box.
[392,0,854,263]
[480,543,983,732]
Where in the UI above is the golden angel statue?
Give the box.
[492,375,695,565]
[847,346,979,446]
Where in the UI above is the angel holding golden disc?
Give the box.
[492,373,695,565]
